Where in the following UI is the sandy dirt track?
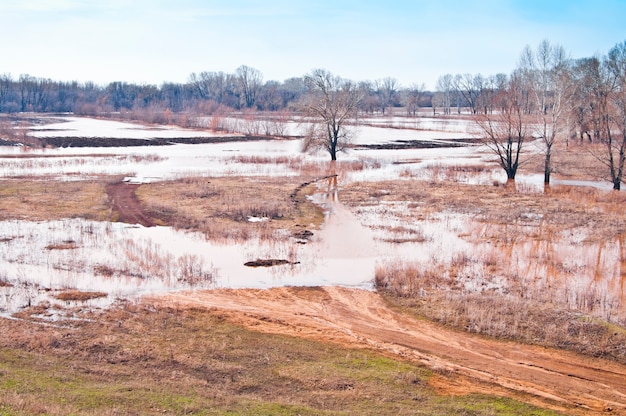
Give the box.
[153,286,626,415]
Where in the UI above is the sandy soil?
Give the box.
[153,286,626,415]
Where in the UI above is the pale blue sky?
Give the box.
[0,0,624,89]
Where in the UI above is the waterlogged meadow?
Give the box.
[0,114,624,334]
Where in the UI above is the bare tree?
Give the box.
[236,65,263,109]
[476,73,508,115]
[404,83,425,116]
[435,74,454,115]
[605,41,626,190]
[301,69,364,161]
[454,73,484,114]
[475,72,528,181]
[519,40,573,184]
[375,77,399,115]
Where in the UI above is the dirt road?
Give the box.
[154,286,626,415]
[106,182,156,227]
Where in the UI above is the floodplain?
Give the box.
[0,113,625,415]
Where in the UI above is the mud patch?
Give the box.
[356,138,480,150]
[244,259,299,267]
[106,182,158,227]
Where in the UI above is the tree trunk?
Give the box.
[544,148,552,184]
[330,136,337,161]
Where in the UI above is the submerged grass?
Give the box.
[346,178,626,362]
[0,303,563,415]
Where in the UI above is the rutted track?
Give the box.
[155,286,626,415]
[106,182,156,227]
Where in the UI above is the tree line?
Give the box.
[0,65,424,118]
[2,39,626,188]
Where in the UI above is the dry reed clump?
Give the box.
[374,225,431,244]
[224,154,381,179]
[376,260,626,363]
[422,162,493,182]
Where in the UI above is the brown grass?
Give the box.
[348,176,626,362]
[341,179,626,241]
[0,178,112,222]
[54,290,108,301]
[136,176,326,241]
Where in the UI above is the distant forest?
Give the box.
[0,64,430,123]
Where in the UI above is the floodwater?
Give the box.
[0,115,623,322]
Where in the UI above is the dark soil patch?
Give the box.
[356,138,480,150]
[37,135,277,148]
[106,182,157,227]
[244,259,299,267]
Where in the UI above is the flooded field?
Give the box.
[0,114,624,327]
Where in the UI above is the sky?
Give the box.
[0,0,624,90]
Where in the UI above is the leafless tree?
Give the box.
[404,83,425,116]
[301,69,364,161]
[605,41,626,190]
[454,73,484,114]
[189,71,237,107]
[236,65,263,109]
[375,77,399,115]
[476,74,508,115]
[475,72,529,181]
[519,40,573,184]
[435,74,454,115]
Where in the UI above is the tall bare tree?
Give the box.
[435,74,454,115]
[519,40,572,184]
[301,69,364,161]
[605,41,626,190]
[236,65,263,109]
[404,83,425,116]
[375,77,399,115]
[454,73,484,115]
[475,72,528,181]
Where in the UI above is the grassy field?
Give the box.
[0,303,561,415]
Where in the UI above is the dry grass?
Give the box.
[524,141,610,181]
[54,290,107,301]
[136,176,326,241]
[0,178,112,222]
[376,260,626,363]
[342,179,626,241]
[349,177,626,362]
